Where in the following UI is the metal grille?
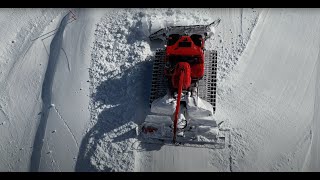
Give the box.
[149,49,168,105]
[198,50,217,113]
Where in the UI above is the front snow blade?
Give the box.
[139,135,226,149]
[136,124,228,150]
[149,18,221,41]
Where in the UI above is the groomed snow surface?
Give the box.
[0,8,319,172]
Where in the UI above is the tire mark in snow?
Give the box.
[0,107,9,122]
[42,39,49,56]
[53,106,79,148]
[42,19,77,42]
[229,155,233,172]
[228,130,233,172]
[30,12,70,172]
[240,8,243,36]
[69,9,77,20]
[31,16,77,42]
[61,48,71,72]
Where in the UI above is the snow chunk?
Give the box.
[151,94,176,115]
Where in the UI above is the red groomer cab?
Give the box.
[164,34,205,94]
[163,34,206,141]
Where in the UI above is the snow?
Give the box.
[0,8,319,172]
[309,51,320,171]
[0,8,104,172]
[0,8,64,171]
[215,8,320,171]
[187,96,215,120]
[151,95,176,115]
[37,9,105,172]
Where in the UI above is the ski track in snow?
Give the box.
[53,106,79,148]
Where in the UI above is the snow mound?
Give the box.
[78,10,154,172]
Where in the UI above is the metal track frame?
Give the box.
[149,49,167,105]
[149,49,217,114]
[198,50,217,113]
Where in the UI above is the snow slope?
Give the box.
[309,45,320,171]
[84,8,320,172]
[215,8,320,171]
[0,8,105,172]
[1,8,319,172]
[34,9,105,172]
[0,9,64,171]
